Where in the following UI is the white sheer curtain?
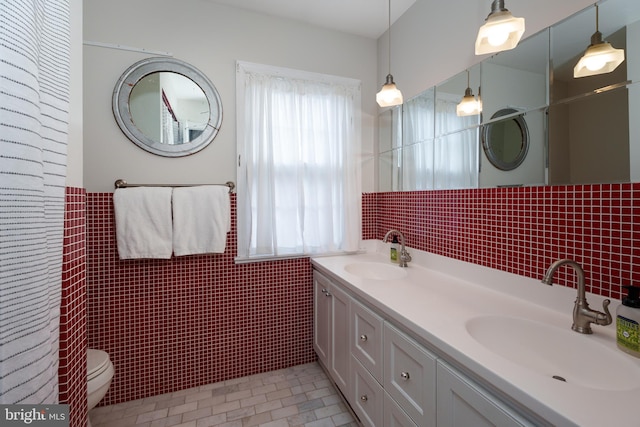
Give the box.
[0,0,69,403]
[236,62,361,260]
[402,93,436,190]
[434,97,479,189]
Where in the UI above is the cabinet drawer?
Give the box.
[351,300,384,382]
[384,323,436,427]
[436,361,533,427]
[352,356,384,427]
[384,392,418,427]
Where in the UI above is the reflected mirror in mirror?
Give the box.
[482,108,529,171]
[113,57,222,157]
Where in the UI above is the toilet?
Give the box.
[87,349,114,425]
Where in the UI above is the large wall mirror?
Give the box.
[113,57,223,157]
[379,0,640,190]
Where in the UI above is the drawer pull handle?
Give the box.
[325,291,332,297]
[360,395,368,402]
[321,288,327,295]
[400,371,410,380]
[360,334,368,342]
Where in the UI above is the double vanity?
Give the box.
[311,241,640,427]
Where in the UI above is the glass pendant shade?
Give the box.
[377,74,403,107]
[574,32,625,78]
[456,88,482,116]
[475,1,525,55]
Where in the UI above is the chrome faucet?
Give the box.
[383,230,412,267]
[541,259,612,334]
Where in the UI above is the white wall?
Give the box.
[67,0,82,187]
[83,0,377,192]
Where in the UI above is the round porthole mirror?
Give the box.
[112,57,222,157]
[481,108,529,171]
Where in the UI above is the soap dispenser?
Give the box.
[390,236,399,263]
[616,285,640,358]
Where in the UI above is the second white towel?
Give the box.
[172,185,230,256]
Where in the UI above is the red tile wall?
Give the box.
[83,183,638,406]
[363,183,640,300]
[86,193,315,405]
[60,187,87,427]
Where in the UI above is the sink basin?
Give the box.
[344,262,407,280]
[466,315,640,391]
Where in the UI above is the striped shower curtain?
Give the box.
[0,0,70,403]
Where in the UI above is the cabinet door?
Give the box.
[352,300,384,383]
[352,356,384,427]
[313,271,332,368]
[330,283,351,394]
[384,392,418,427]
[384,323,437,427]
[437,361,531,427]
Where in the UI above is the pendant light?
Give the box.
[456,70,482,117]
[475,0,525,55]
[376,0,403,107]
[574,4,624,78]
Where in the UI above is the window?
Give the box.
[236,61,362,261]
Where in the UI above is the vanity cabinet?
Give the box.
[313,271,350,395]
[436,361,533,427]
[313,266,532,427]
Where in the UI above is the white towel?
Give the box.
[113,187,173,259]
[172,185,230,256]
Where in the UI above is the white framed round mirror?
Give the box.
[112,57,222,157]
[481,108,530,171]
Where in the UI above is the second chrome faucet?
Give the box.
[542,259,612,334]
[383,230,412,267]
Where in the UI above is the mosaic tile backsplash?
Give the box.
[84,182,639,405]
[363,183,640,300]
[86,193,315,405]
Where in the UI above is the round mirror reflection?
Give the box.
[482,108,529,171]
[113,57,222,157]
[130,72,209,145]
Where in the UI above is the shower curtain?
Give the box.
[0,0,70,404]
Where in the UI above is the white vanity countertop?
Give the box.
[311,241,640,427]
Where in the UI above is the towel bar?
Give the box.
[114,179,235,193]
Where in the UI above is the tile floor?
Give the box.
[89,362,357,427]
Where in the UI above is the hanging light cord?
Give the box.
[387,0,392,76]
